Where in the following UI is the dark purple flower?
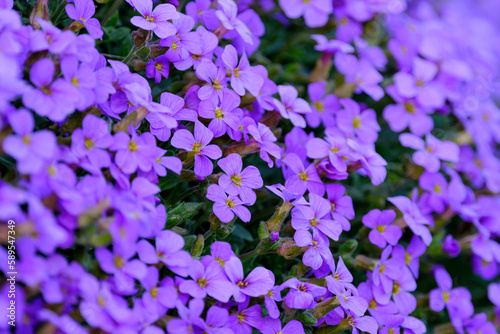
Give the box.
[146,55,169,84]
[443,235,461,258]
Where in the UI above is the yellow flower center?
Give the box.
[150,287,158,298]
[425,146,434,153]
[310,217,319,227]
[233,67,241,78]
[379,264,386,274]
[433,184,442,193]
[129,140,138,152]
[85,138,94,150]
[369,299,377,309]
[331,146,340,153]
[213,79,222,91]
[145,15,155,22]
[192,142,202,155]
[314,101,324,113]
[171,41,178,51]
[312,240,318,249]
[416,78,425,87]
[79,16,87,23]
[392,281,401,295]
[353,116,362,129]
[47,165,56,176]
[192,54,202,60]
[226,199,235,208]
[237,280,249,288]
[114,256,124,269]
[22,135,31,145]
[442,291,450,303]
[231,174,242,186]
[331,202,336,212]
[404,102,416,114]
[41,85,52,95]
[334,272,340,280]
[376,225,386,233]
[405,252,412,265]
[155,63,163,71]
[97,296,106,307]
[299,170,309,181]
[237,311,245,323]
[298,284,307,292]
[71,76,79,87]
[215,107,224,119]
[197,277,208,288]
[214,257,225,268]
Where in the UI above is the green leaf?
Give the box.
[232,224,253,242]
[169,202,204,221]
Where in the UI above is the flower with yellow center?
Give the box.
[237,311,245,323]
[129,140,138,152]
[215,107,224,119]
[212,79,222,91]
[298,170,309,181]
[155,63,163,71]
[225,199,235,208]
[310,217,319,227]
[171,41,178,51]
[192,142,202,155]
[433,184,442,193]
[197,277,208,288]
[71,76,79,87]
[233,67,241,78]
[404,102,416,114]
[85,138,95,150]
[314,101,324,113]
[22,135,31,145]
[145,15,155,22]
[352,116,362,129]
[231,174,242,186]
[376,225,386,233]
[114,256,124,269]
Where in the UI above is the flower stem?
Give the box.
[123,45,138,64]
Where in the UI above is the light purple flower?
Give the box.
[198,91,242,137]
[294,229,334,270]
[206,184,251,223]
[179,260,233,302]
[279,0,332,28]
[130,0,179,38]
[71,114,112,169]
[216,0,253,44]
[110,127,158,174]
[336,98,380,144]
[388,194,432,246]
[262,318,305,334]
[225,256,274,302]
[65,0,103,40]
[362,209,402,248]
[146,55,169,84]
[282,153,325,196]
[221,44,263,96]
[171,121,222,177]
[247,122,281,168]
[399,133,459,172]
[275,85,312,128]
[306,81,339,128]
[281,278,327,309]
[218,153,263,205]
[195,60,227,101]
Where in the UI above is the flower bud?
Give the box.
[258,221,270,239]
[312,297,340,319]
[191,234,204,259]
[277,241,305,260]
[216,225,232,239]
[266,201,294,233]
[30,0,49,30]
[136,46,150,61]
[339,239,358,256]
[297,312,318,325]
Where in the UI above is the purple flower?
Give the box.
[146,55,169,84]
[294,229,334,270]
[216,0,253,44]
[136,230,192,277]
[167,298,205,334]
[306,81,339,128]
[275,85,312,128]
[429,267,457,312]
[282,153,325,196]
[311,34,355,54]
[221,44,263,96]
[201,305,232,334]
[171,121,222,177]
[291,193,342,241]
[327,283,368,317]
[110,127,157,174]
[186,0,219,30]
[383,85,433,136]
[372,246,402,297]
[393,57,444,109]
[488,283,500,307]
[325,184,354,231]
[95,243,147,294]
[139,267,178,313]
[226,299,263,334]
[418,171,449,214]
[179,260,233,302]
[278,0,332,28]
[388,194,432,246]
[71,114,112,169]
[172,26,218,70]
[404,235,427,279]
[22,58,78,121]
[198,91,242,137]
[60,56,98,111]
[130,0,179,38]
[195,60,227,101]
[264,272,282,319]
[152,147,182,177]
[362,209,402,248]
[306,130,351,174]
[247,122,281,168]
[335,54,384,101]
[218,153,263,205]
[262,318,305,334]
[65,0,103,40]
[399,133,459,172]
[207,184,251,223]
[336,98,380,144]
[225,256,274,302]
[207,241,236,268]
[281,277,327,309]
[3,110,57,174]
[326,257,354,292]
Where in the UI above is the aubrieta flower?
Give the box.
[224,256,274,302]
[3,110,57,174]
[206,184,251,223]
[247,122,281,168]
[226,299,263,334]
[336,98,380,144]
[282,153,325,196]
[198,90,242,137]
[71,114,112,169]
[306,80,339,128]
[261,318,305,334]
[275,85,312,128]
[362,209,402,249]
[171,121,222,177]
[388,194,432,246]
[145,55,169,84]
[216,0,253,45]
[179,260,233,302]
[110,127,157,175]
[281,277,327,309]
[294,229,334,270]
[218,153,263,205]
[65,0,103,40]
[186,0,219,30]
[443,235,461,258]
[195,60,228,101]
[22,58,78,121]
[222,44,263,96]
[399,133,459,173]
[130,0,179,38]
[278,0,332,28]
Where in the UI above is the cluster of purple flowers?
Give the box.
[1,0,500,333]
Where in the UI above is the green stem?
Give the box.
[239,247,276,261]
[123,45,138,64]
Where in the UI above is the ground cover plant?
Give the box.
[1,0,500,333]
